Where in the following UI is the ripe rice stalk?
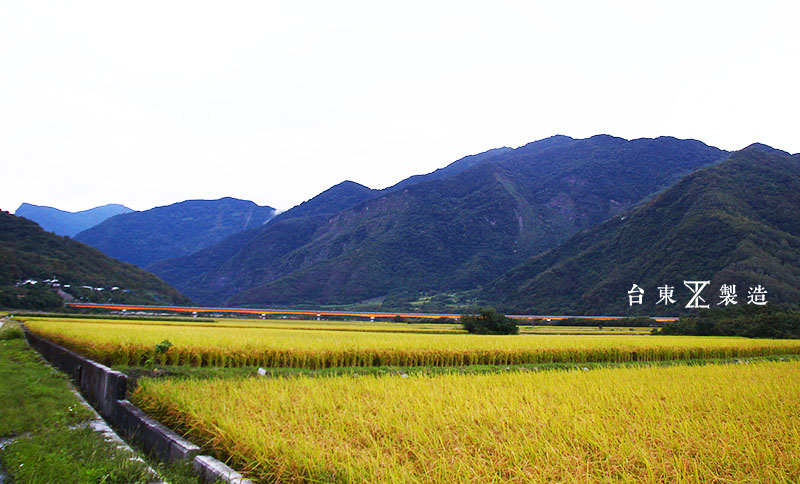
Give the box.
[134,361,800,484]
[21,317,800,369]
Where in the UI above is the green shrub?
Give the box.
[655,308,800,338]
[461,307,518,335]
[0,319,24,340]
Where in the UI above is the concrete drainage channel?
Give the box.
[69,390,168,484]
[21,325,253,484]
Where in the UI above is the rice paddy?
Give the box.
[18,314,800,483]
[21,316,800,368]
[133,360,800,483]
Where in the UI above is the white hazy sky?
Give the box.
[1,1,798,213]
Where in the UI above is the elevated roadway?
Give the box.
[64,303,679,323]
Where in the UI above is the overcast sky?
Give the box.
[2,1,798,214]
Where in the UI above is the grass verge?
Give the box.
[0,332,92,436]
[0,318,25,341]
[0,329,203,483]
[2,426,154,484]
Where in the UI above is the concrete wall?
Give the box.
[22,326,252,484]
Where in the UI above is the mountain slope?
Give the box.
[485,145,800,315]
[147,181,377,304]
[381,135,572,194]
[148,141,576,306]
[0,211,190,308]
[384,146,514,192]
[15,203,133,237]
[181,135,727,307]
[74,198,276,267]
[268,180,376,224]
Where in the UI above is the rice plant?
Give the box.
[134,361,800,483]
[22,317,800,369]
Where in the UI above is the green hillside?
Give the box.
[75,197,276,267]
[0,211,191,309]
[147,181,376,305]
[170,135,726,307]
[485,145,800,316]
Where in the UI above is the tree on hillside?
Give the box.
[461,307,518,335]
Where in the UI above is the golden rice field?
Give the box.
[21,317,800,368]
[207,319,653,335]
[133,361,800,484]
[21,316,652,335]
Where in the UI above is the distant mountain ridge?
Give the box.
[380,136,576,195]
[147,181,377,305]
[484,144,800,315]
[149,135,729,307]
[269,181,376,224]
[75,197,276,268]
[15,203,133,237]
[383,146,514,193]
[0,211,190,309]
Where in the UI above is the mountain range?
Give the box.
[149,135,728,307]
[73,198,276,267]
[10,134,797,316]
[146,180,377,305]
[14,203,133,237]
[484,144,800,315]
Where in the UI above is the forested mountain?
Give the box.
[153,135,728,307]
[74,198,276,267]
[0,211,190,309]
[484,144,800,315]
[268,181,376,224]
[147,181,377,305]
[15,203,132,237]
[384,146,515,192]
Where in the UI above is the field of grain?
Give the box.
[20,315,652,335]
[134,361,800,483]
[22,317,800,368]
[206,319,653,335]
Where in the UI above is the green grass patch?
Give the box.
[0,334,205,483]
[0,318,25,340]
[0,337,92,436]
[1,426,154,484]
